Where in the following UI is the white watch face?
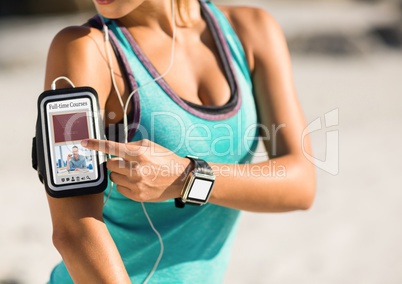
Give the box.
[188,178,214,201]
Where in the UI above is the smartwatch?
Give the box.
[175,155,216,208]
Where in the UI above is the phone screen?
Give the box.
[45,97,99,186]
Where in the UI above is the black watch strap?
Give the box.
[175,198,186,208]
[186,155,214,176]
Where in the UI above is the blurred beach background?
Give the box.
[1,0,402,283]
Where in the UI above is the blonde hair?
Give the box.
[176,0,192,27]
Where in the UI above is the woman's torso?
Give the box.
[49,1,259,283]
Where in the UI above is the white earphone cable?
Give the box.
[100,4,176,144]
[96,1,177,282]
[51,76,75,90]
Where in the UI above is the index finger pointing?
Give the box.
[81,139,128,159]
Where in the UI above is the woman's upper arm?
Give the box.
[44,26,111,230]
[43,27,133,282]
[44,25,112,110]
[226,7,312,159]
[47,194,104,238]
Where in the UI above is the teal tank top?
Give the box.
[49,1,259,283]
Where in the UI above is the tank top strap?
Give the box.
[201,1,252,89]
[87,15,141,142]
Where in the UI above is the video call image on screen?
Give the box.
[46,98,99,185]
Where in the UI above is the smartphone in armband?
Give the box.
[32,87,108,198]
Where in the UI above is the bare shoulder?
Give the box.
[217,5,287,72]
[45,23,112,107]
[46,23,108,77]
[49,24,104,54]
[47,24,102,65]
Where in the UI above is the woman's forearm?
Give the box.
[209,154,316,212]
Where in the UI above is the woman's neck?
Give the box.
[119,0,202,36]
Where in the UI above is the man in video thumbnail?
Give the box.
[66,146,86,171]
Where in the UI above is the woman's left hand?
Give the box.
[81,139,191,202]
